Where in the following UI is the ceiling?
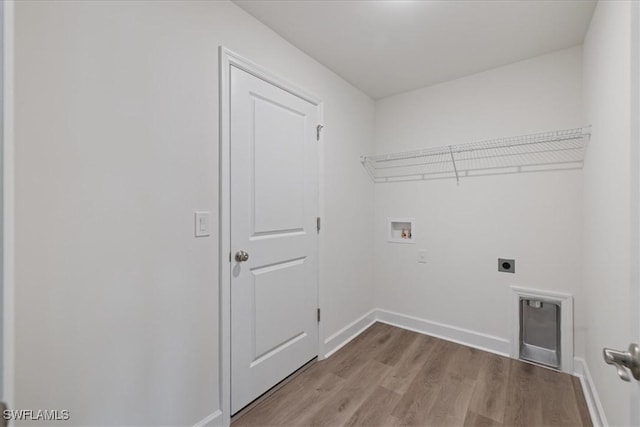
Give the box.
[233,0,597,99]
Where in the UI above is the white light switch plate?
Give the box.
[195,211,210,237]
[418,249,427,264]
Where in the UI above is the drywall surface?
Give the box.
[373,47,585,355]
[14,1,374,425]
[582,1,633,425]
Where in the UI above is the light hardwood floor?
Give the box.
[232,322,592,427]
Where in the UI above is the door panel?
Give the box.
[252,95,305,235]
[230,65,319,414]
[252,258,307,360]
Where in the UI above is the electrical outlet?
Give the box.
[418,249,427,264]
[498,258,515,273]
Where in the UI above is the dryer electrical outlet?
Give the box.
[499,258,515,273]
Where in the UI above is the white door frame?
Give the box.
[2,0,15,410]
[218,47,323,426]
[631,0,640,424]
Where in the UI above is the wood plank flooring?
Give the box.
[232,322,592,427]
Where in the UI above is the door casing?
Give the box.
[2,0,14,411]
[218,47,324,426]
[631,0,640,424]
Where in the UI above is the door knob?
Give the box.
[235,251,249,262]
[603,343,640,381]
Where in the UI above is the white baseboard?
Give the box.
[573,357,608,427]
[193,410,223,427]
[322,308,509,361]
[375,309,511,357]
[323,309,377,358]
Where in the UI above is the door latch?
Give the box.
[603,343,640,381]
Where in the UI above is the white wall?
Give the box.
[373,47,585,355]
[14,1,374,425]
[582,2,633,425]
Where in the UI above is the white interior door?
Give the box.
[606,3,640,423]
[229,65,319,414]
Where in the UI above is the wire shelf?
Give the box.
[360,127,590,184]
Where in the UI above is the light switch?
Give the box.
[418,249,427,264]
[195,211,210,237]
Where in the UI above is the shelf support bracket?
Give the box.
[449,145,460,185]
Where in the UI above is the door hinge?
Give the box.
[316,124,324,141]
[317,217,321,233]
[317,308,321,322]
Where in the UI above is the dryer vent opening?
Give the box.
[519,298,561,369]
